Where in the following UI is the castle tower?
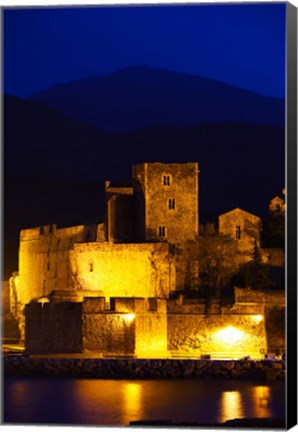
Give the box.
[133,162,199,244]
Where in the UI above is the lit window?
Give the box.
[236,225,241,239]
[169,198,175,209]
[163,175,171,186]
[159,226,166,237]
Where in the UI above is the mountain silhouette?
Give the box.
[29,66,285,132]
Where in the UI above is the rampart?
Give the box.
[24,290,284,359]
[18,224,97,305]
[70,242,175,299]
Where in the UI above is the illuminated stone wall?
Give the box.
[219,208,262,253]
[17,224,97,306]
[70,242,174,299]
[168,313,267,359]
[135,299,168,357]
[24,293,284,358]
[133,162,199,244]
[234,288,285,355]
[82,297,168,357]
[83,313,135,355]
[17,226,174,308]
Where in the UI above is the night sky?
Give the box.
[4,2,286,98]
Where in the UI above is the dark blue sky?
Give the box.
[4,3,286,98]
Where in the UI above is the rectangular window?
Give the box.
[169,198,175,209]
[236,225,241,239]
[159,226,166,237]
[163,175,171,186]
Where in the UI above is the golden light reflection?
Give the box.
[253,386,272,417]
[215,326,245,344]
[220,391,244,423]
[121,382,143,426]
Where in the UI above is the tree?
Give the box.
[195,233,244,298]
[245,242,271,290]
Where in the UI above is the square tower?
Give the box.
[133,162,199,244]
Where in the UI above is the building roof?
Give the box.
[218,207,261,221]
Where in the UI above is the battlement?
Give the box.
[20,224,89,242]
[82,297,167,314]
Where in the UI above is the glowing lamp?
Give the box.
[37,296,50,307]
[253,315,263,323]
[123,313,135,323]
[215,326,244,344]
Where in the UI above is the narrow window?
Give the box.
[236,225,241,240]
[47,262,50,271]
[275,204,281,211]
[163,175,171,186]
[89,262,93,272]
[159,226,166,237]
[169,198,175,209]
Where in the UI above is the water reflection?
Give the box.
[121,382,143,425]
[4,378,285,426]
[253,386,272,418]
[220,390,243,423]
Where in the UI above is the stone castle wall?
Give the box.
[133,163,199,244]
[24,293,283,359]
[18,224,95,305]
[82,297,168,357]
[17,224,175,306]
[70,242,175,299]
[25,302,82,354]
[219,208,262,252]
[167,314,267,359]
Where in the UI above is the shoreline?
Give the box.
[3,356,285,380]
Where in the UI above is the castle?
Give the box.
[7,162,285,359]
